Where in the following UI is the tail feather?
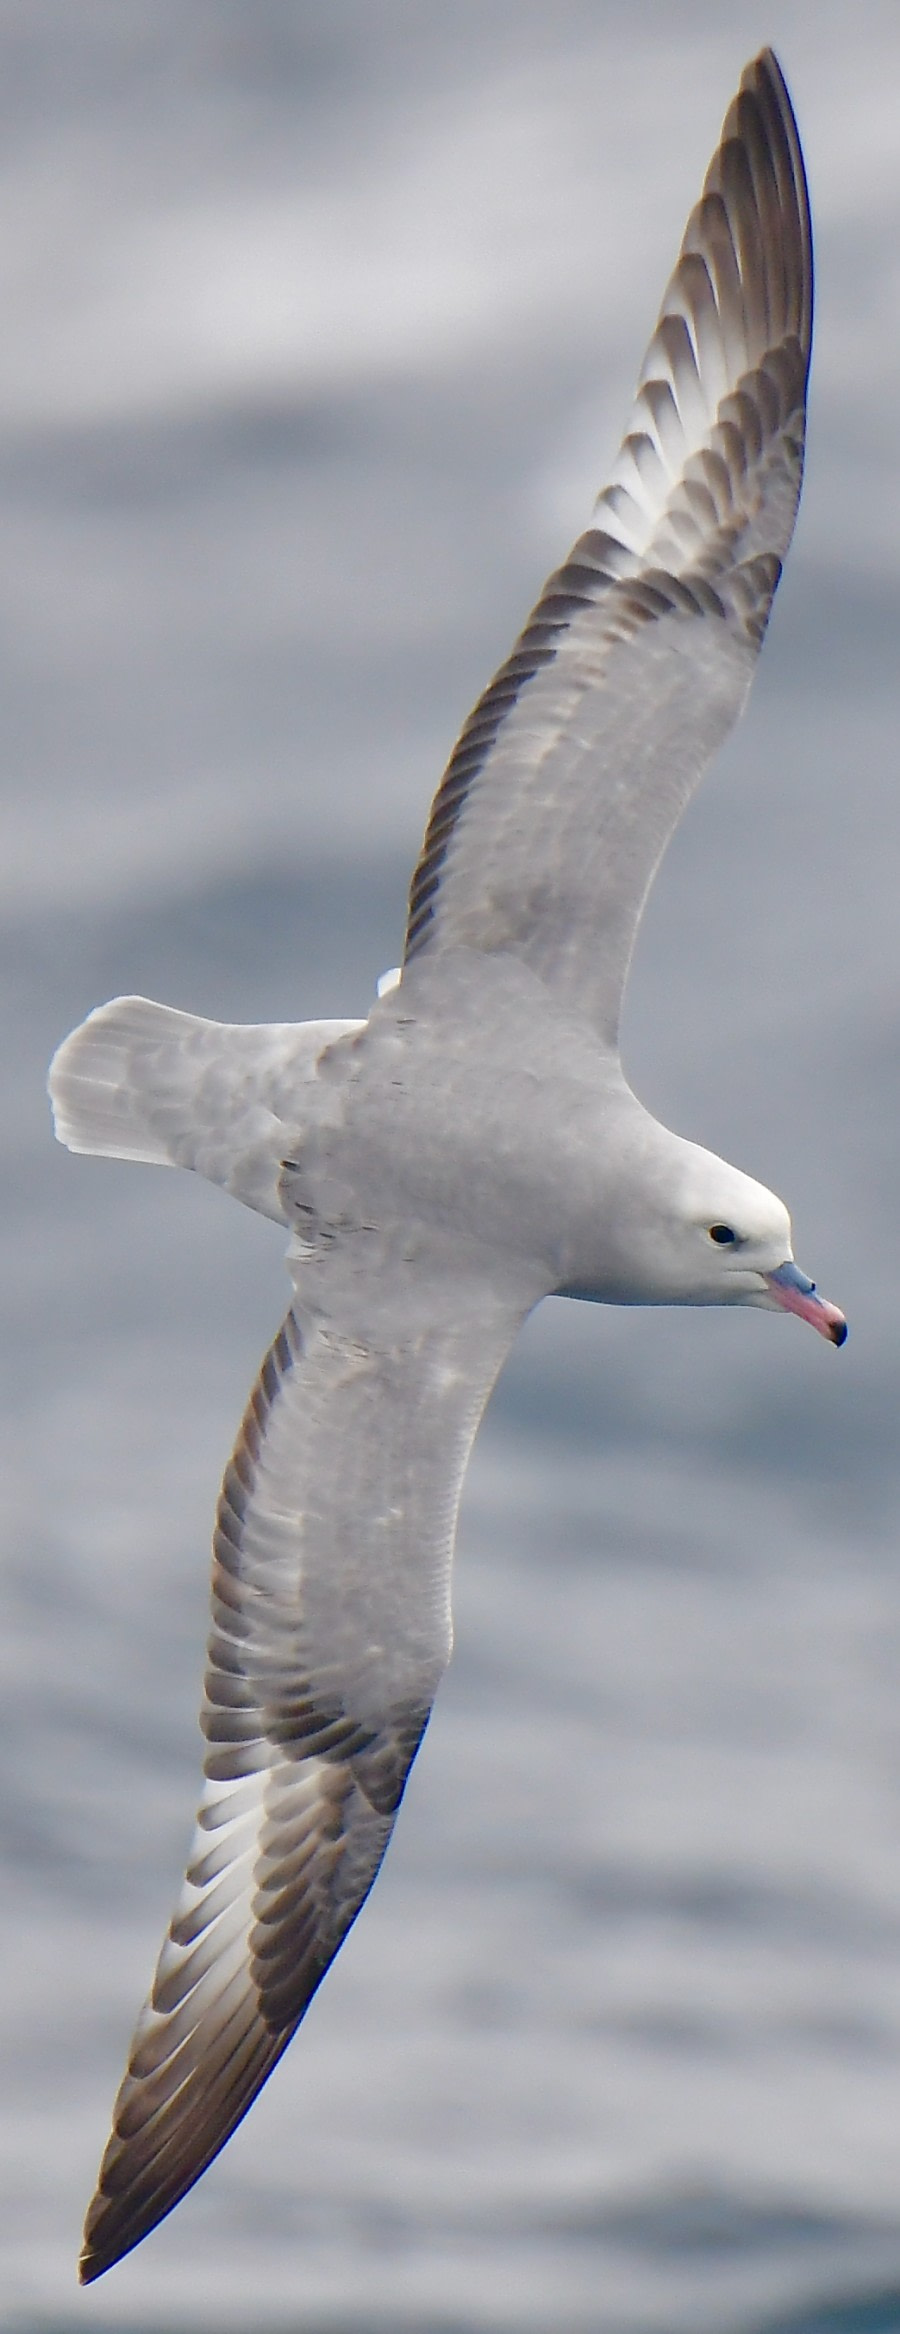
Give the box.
[49,996,363,1223]
[49,997,205,1167]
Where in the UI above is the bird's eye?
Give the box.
[708,1223,737,1246]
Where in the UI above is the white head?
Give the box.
[587,1132,846,1345]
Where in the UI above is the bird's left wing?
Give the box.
[80,1258,525,2283]
[404,50,812,1046]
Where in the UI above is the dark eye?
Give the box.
[708,1223,737,1246]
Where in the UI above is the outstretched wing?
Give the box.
[80,1266,523,2283]
[404,50,812,1046]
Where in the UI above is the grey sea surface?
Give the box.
[3,5,900,2329]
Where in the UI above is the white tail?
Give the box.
[50,997,203,1166]
[49,995,363,1224]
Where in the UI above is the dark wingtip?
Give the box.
[736,44,813,368]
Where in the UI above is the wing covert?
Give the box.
[404,51,812,1044]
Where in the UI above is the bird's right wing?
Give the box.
[80,1252,526,2284]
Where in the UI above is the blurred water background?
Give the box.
[3,4,900,2328]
